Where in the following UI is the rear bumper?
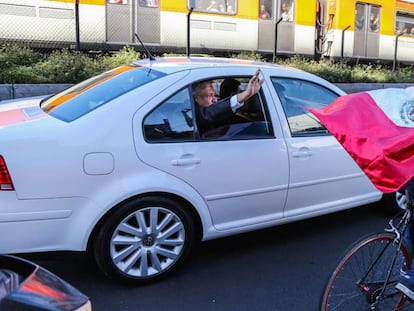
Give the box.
[0,193,99,253]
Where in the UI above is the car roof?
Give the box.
[130,56,345,94]
[132,56,297,75]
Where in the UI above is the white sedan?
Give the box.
[0,57,384,284]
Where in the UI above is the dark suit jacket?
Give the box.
[195,97,235,133]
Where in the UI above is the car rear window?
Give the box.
[40,65,166,122]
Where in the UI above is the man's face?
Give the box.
[196,86,217,107]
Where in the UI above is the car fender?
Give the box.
[78,169,215,250]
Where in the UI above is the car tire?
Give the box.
[92,196,196,284]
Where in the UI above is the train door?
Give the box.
[105,0,160,44]
[353,3,380,58]
[258,0,295,53]
[135,0,160,43]
[106,0,133,43]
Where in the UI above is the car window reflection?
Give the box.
[144,88,195,142]
[42,66,166,122]
[272,78,339,136]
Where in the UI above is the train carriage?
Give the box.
[0,0,106,48]
[257,0,316,56]
[161,1,258,53]
[321,0,414,63]
[0,0,318,55]
[107,1,260,53]
[394,0,414,62]
[1,0,414,64]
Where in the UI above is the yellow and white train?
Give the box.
[1,0,414,63]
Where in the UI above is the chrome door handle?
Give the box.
[171,158,201,166]
[291,150,313,157]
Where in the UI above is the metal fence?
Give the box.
[0,0,217,52]
[0,1,158,53]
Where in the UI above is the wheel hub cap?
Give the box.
[142,235,155,247]
[109,206,186,278]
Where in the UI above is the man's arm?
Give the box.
[236,69,265,104]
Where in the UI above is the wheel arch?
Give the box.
[86,191,204,255]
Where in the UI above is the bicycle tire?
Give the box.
[321,232,413,311]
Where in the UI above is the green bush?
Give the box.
[0,44,413,84]
[277,56,414,83]
[0,45,142,84]
[0,44,40,70]
[33,49,100,83]
[0,44,44,83]
[231,51,263,61]
[98,46,141,71]
[0,66,48,84]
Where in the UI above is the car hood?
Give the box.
[0,97,47,127]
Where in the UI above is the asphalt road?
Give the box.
[31,203,392,311]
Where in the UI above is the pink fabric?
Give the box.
[309,92,414,193]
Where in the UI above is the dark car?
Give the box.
[0,255,91,310]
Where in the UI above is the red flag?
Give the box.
[309,87,414,193]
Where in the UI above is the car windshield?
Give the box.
[40,65,166,122]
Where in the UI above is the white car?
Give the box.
[0,57,384,284]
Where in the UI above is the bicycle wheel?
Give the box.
[321,232,413,311]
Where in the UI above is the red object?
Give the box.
[0,155,14,191]
[309,91,414,193]
[0,106,45,126]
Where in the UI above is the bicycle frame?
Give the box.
[369,208,412,307]
[321,188,414,311]
[356,189,413,309]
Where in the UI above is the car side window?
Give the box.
[193,77,274,140]
[271,78,339,137]
[143,88,195,142]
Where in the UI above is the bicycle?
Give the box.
[321,188,414,311]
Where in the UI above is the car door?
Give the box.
[134,68,289,231]
[270,77,381,219]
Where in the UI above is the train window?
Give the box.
[259,0,295,21]
[396,11,414,35]
[107,0,128,4]
[355,3,380,33]
[369,6,380,33]
[259,0,273,19]
[188,0,237,15]
[355,3,366,31]
[280,0,294,22]
[139,0,159,8]
[272,78,339,137]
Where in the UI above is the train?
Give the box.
[1,0,414,64]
